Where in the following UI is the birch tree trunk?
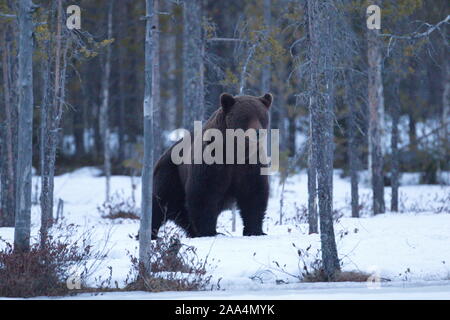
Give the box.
[0,27,16,227]
[14,0,35,253]
[117,0,128,163]
[152,0,162,158]
[40,0,65,240]
[345,75,359,218]
[182,0,205,130]
[391,79,400,212]
[306,0,340,279]
[367,27,385,214]
[262,0,271,94]
[263,0,273,157]
[140,0,156,275]
[100,0,114,203]
[442,58,449,170]
[307,111,318,233]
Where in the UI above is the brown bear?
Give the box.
[151,92,273,238]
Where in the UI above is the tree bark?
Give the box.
[345,75,359,218]
[40,0,65,240]
[182,0,205,130]
[307,111,318,233]
[140,0,156,275]
[367,27,385,214]
[306,0,340,279]
[117,0,128,163]
[0,27,16,227]
[174,3,184,128]
[152,0,162,158]
[391,79,400,212]
[442,58,450,168]
[14,0,35,253]
[99,0,114,202]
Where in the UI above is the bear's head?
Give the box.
[219,93,273,131]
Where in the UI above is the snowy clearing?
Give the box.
[1,168,449,299]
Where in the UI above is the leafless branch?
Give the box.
[0,12,16,18]
[380,15,449,40]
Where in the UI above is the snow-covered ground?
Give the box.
[1,167,449,299]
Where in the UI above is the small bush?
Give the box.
[0,225,106,297]
[98,191,140,220]
[124,234,213,292]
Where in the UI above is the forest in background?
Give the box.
[0,0,447,174]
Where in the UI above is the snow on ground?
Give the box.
[51,281,450,300]
[1,167,450,299]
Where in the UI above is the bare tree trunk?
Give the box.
[345,74,359,218]
[182,0,205,130]
[40,0,65,241]
[307,112,318,233]
[140,0,156,275]
[152,0,162,158]
[287,115,296,156]
[306,0,340,279]
[14,0,35,253]
[100,0,114,202]
[262,0,271,94]
[39,45,52,234]
[0,27,16,227]
[174,3,184,128]
[391,79,400,211]
[367,27,385,215]
[117,0,128,163]
[262,0,274,157]
[442,58,449,172]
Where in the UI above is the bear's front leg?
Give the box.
[185,166,230,237]
[186,192,222,237]
[236,172,269,236]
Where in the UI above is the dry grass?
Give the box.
[123,234,213,292]
[302,270,370,283]
[98,192,140,220]
[0,225,106,297]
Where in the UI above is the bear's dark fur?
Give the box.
[151,93,273,238]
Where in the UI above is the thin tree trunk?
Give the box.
[40,0,63,240]
[287,115,296,156]
[367,27,385,214]
[140,0,155,275]
[0,27,16,227]
[39,46,51,236]
[442,58,450,169]
[183,0,205,130]
[14,0,35,253]
[152,0,162,158]
[100,0,114,202]
[174,3,184,128]
[391,79,400,212]
[117,0,128,163]
[306,0,340,279]
[307,111,318,233]
[262,0,274,157]
[345,75,359,218]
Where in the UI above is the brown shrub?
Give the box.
[0,224,108,297]
[124,235,213,292]
[98,192,140,220]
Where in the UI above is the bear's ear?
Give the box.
[220,93,235,112]
[260,93,273,109]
